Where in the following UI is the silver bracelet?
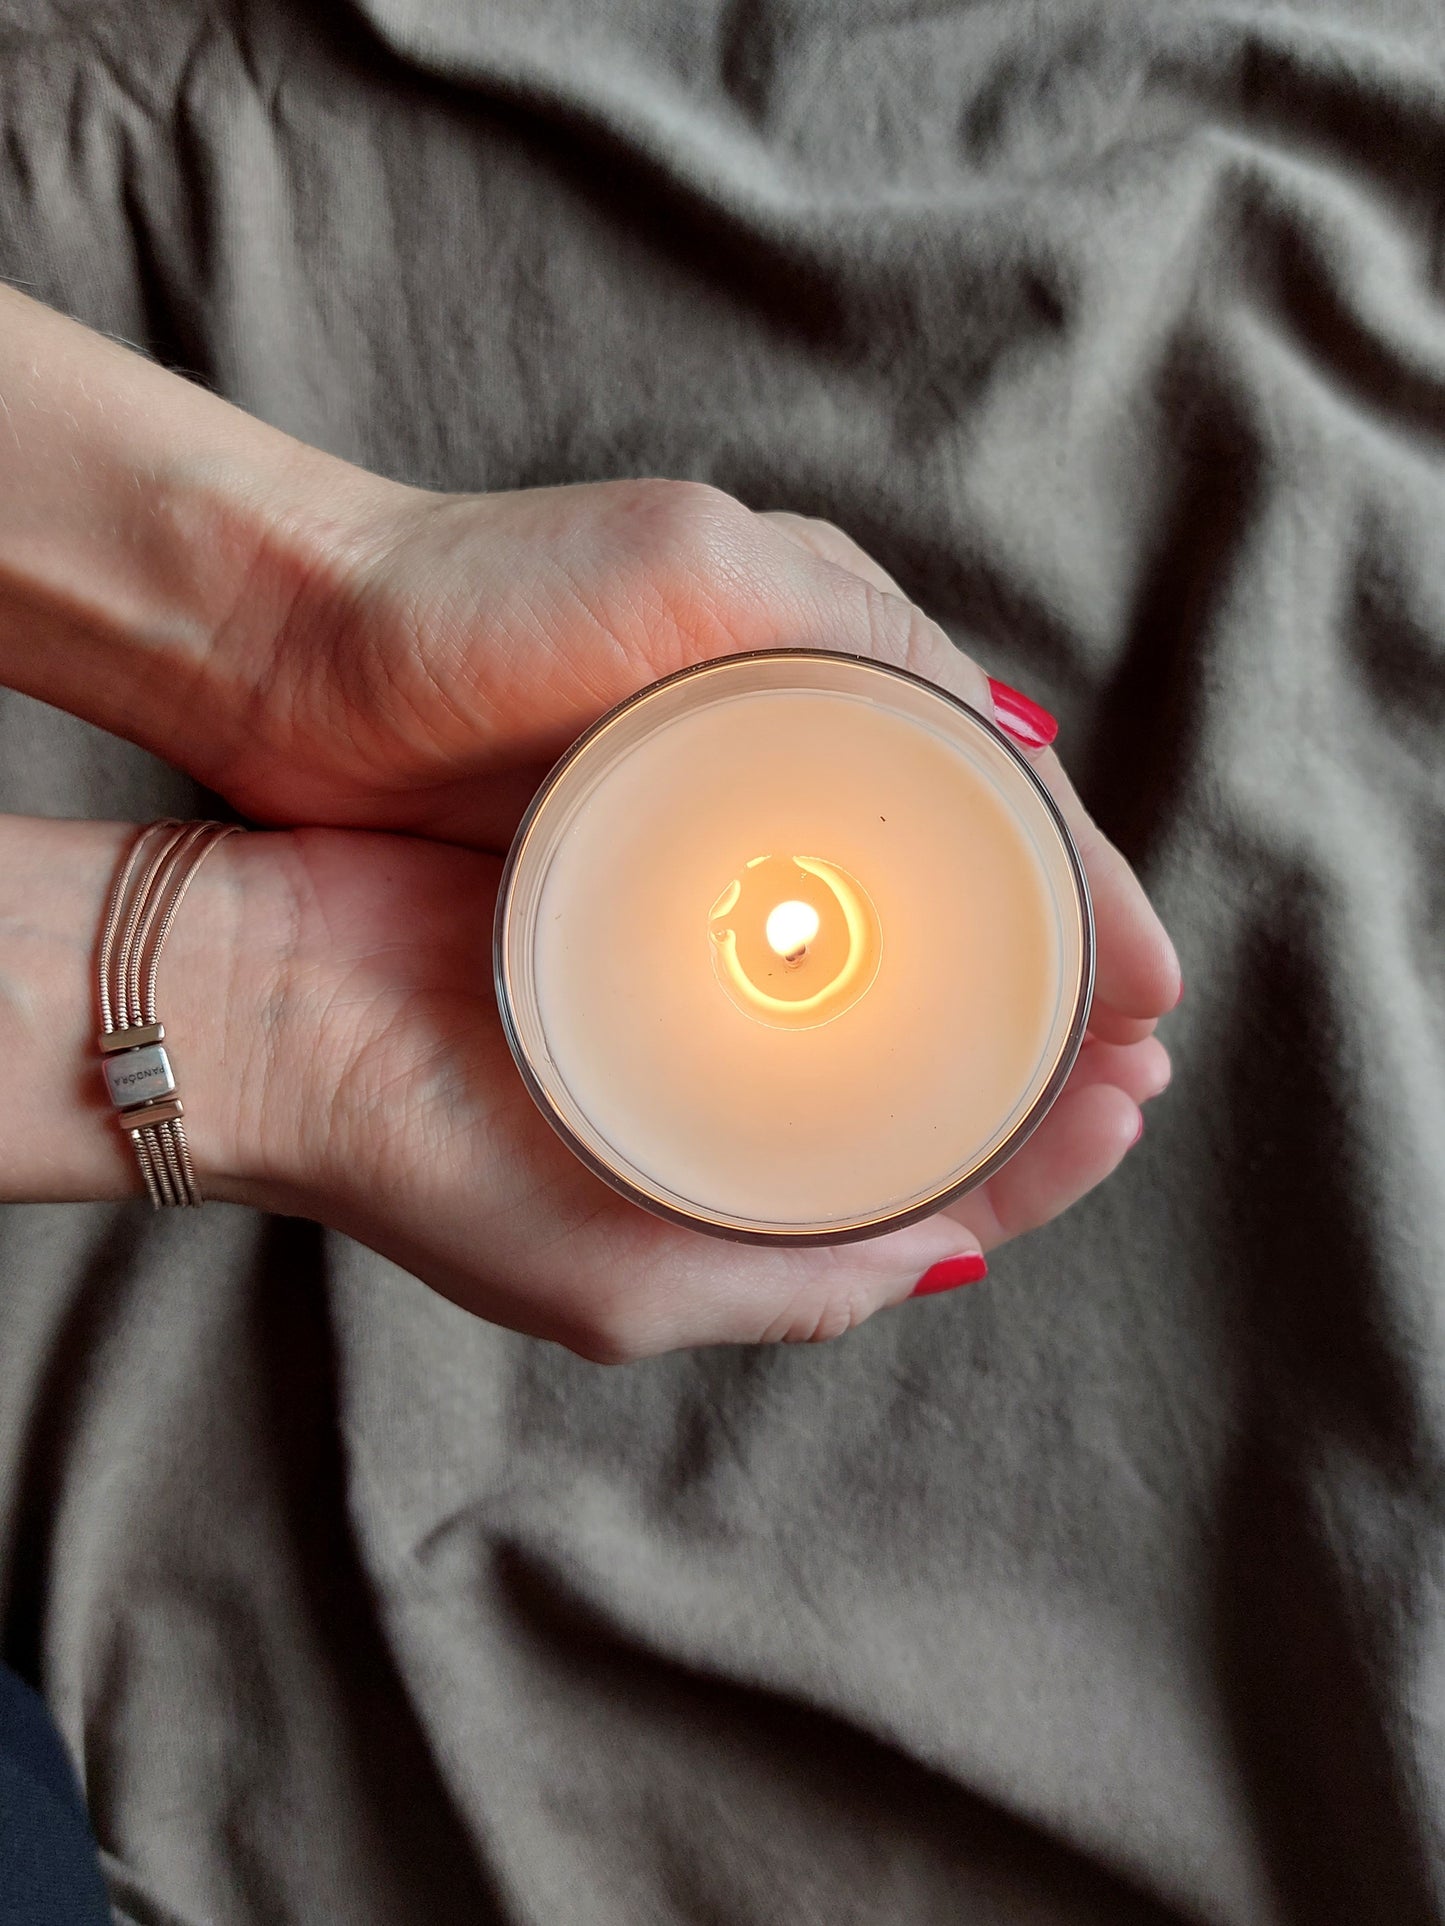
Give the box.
[96,820,241,1208]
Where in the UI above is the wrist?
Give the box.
[0,815,305,1211]
[0,283,399,797]
[155,827,309,1212]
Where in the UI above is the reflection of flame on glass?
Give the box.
[708,854,881,1029]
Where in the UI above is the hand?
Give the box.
[0,292,1180,1350]
[3,811,1167,1360]
[0,289,1177,1045]
[219,480,1181,1346]
[217,824,1173,1360]
[211,471,1179,1018]
[231,471,1180,1046]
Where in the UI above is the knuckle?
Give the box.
[763,511,908,599]
[612,477,752,561]
[760,1281,874,1346]
[552,1285,648,1367]
[759,507,840,555]
[565,1290,681,1366]
[860,585,991,711]
[803,1292,870,1345]
[571,1321,639,1368]
[601,480,767,657]
[793,512,850,552]
[862,583,936,675]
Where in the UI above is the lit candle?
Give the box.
[496,652,1093,1243]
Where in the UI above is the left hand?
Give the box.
[214,823,1169,1358]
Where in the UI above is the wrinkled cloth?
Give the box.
[2,1,1444,1921]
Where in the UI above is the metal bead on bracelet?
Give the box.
[96,820,241,1209]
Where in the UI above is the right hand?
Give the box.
[211,472,1181,1046]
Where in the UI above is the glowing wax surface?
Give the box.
[528,685,1066,1228]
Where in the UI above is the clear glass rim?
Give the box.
[494,649,1096,1246]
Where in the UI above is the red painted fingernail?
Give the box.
[911,1253,989,1297]
[987,676,1058,751]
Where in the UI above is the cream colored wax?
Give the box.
[531,686,1064,1228]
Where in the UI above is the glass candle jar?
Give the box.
[495,651,1093,1244]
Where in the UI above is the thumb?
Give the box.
[745,1222,991,1344]
[578,1216,991,1360]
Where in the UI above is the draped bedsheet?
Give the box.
[1,2,1443,1919]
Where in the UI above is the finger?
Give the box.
[754,508,1182,1023]
[1016,742,1182,1022]
[739,510,998,724]
[548,1206,993,1360]
[1066,1033,1171,1106]
[545,1049,1161,1358]
[942,1079,1143,1248]
[732,1220,993,1347]
[758,509,909,597]
[760,511,1004,735]
[1086,1006,1161,1047]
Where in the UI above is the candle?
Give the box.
[495,652,1093,1243]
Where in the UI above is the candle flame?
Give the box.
[707,854,881,1030]
[765,899,821,961]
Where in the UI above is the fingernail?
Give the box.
[1130,1109,1145,1146]
[911,1253,989,1297]
[1173,973,1185,1009]
[988,676,1059,751]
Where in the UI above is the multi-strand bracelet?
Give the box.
[96,820,240,1208]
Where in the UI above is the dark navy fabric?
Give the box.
[0,1664,110,1926]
